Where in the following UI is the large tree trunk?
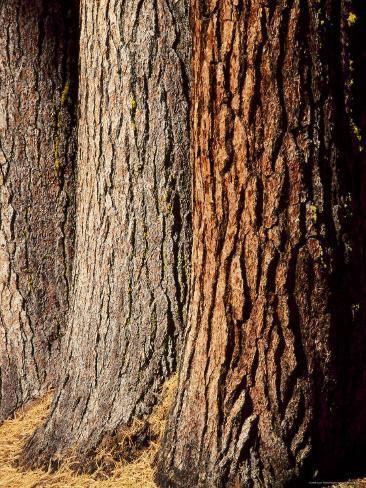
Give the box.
[156,1,366,486]
[0,0,77,421]
[22,0,191,467]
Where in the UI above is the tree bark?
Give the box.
[0,0,78,421]
[156,1,366,486]
[22,0,191,467]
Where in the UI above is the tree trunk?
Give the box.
[0,0,78,421]
[22,0,191,467]
[156,1,366,486]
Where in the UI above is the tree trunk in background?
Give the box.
[22,0,191,467]
[0,0,78,422]
[156,1,366,486]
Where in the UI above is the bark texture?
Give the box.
[156,1,366,486]
[0,0,77,421]
[22,0,191,466]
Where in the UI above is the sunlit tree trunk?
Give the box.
[22,0,191,467]
[156,0,366,486]
[0,0,77,421]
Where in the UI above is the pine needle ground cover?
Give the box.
[0,376,364,488]
[0,378,177,488]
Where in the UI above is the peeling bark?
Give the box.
[22,0,191,467]
[156,1,366,486]
[0,0,77,421]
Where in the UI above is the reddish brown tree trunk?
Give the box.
[0,0,77,421]
[156,1,366,486]
[22,0,191,468]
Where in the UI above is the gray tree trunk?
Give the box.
[0,0,78,421]
[22,0,191,468]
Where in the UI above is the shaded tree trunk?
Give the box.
[0,0,78,421]
[156,1,366,486]
[22,0,191,467]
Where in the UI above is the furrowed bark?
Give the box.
[156,1,366,486]
[0,0,78,421]
[22,0,191,467]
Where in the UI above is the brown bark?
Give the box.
[0,0,78,421]
[22,0,191,467]
[156,1,366,487]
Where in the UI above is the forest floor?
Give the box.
[0,385,365,488]
[0,378,177,488]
